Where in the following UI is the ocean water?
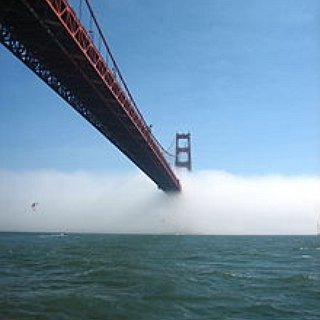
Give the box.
[0,233,319,319]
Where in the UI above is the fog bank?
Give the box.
[0,170,319,234]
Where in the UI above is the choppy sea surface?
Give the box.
[0,233,319,319]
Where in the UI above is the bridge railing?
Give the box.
[68,0,146,126]
[47,0,179,187]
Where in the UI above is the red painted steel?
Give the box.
[0,0,181,192]
[175,133,192,171]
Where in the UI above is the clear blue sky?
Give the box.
[0,0,319,175]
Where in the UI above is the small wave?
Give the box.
[222,271,238,279]
[198,270,254,280]
[81,266,118,278]
[277,273,316,284]
[245,303,296,317]
[38,233,68,239]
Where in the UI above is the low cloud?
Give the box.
[0,169,319,235]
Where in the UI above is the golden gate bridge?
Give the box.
[0,0,191,192]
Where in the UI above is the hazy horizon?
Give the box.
[1,169,319,235]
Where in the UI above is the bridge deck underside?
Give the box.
[0,0,180,192]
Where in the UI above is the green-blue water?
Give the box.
[0,233,319,319]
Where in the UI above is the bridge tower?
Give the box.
[175,133,192,171]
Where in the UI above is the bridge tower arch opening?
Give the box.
[175,133,192,171]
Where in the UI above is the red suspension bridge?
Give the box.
[0,0,181,192]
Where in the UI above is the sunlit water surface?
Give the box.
[0,233,319,319]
